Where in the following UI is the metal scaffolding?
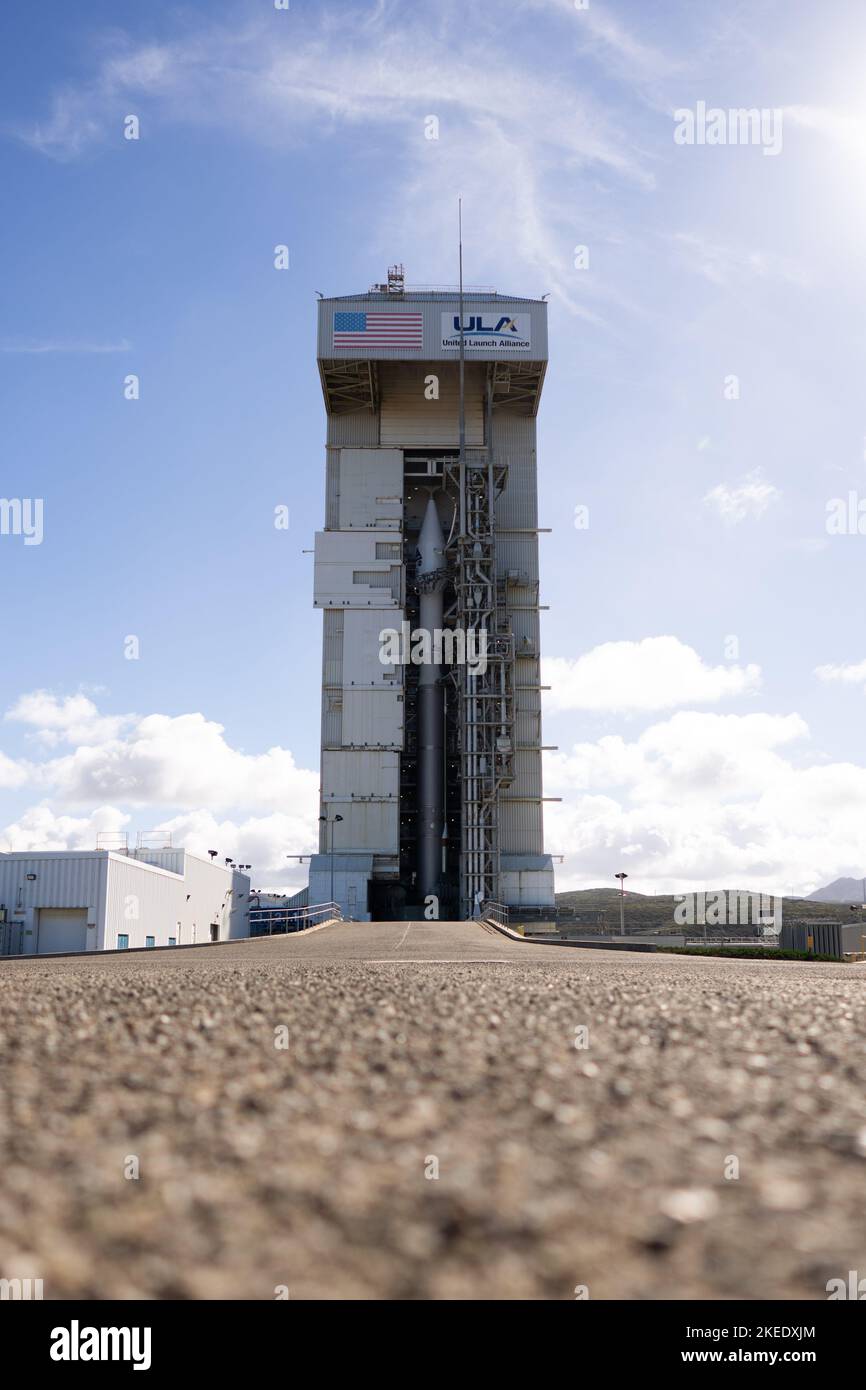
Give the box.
[444,450,515,918]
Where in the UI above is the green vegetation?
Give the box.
[658,946,840,962]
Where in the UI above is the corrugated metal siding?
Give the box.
[179,855,249,942]
[322,802,398,855]
[343,609,404,686]
[342,689,403,749]
[512,750,542,797]
[515,709,540,748]
[321,607,345,748]
[325,447,341,528]
[489,410,548,859]
[322,609,344,685]
[326,411,380,448]
[0,854,104,912]
[379,363,484,446]
[314,530,403,608]
[323,750,399,798]
[337,448,402,529]
[105,856,184,950]
[132,848,185,875]
[500,800,544,854]
[778,921,863,958]
[322,689,343,748]
[0,851,247,952]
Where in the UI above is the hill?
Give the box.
[554,887,862,933]
[806,877,866,904]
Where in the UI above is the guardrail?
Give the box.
[249,901,343,937]
[480,902,510,928]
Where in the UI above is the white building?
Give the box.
[0,849,250,956]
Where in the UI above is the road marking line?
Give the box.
[363,958,521,965]
[393,921,413,951]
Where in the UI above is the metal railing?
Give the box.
[479,901,509,928]
[249,901,343,937]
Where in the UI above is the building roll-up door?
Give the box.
[37,908,89,954]
[379,363,485,447]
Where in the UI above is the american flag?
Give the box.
[333,310,423,350]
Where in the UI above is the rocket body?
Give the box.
[416,497,446,903]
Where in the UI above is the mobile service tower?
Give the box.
[308,265,555,921]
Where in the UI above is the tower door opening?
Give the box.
[368,880,405,921]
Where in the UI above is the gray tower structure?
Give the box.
[308,266,555,920]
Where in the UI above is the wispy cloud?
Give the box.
[1,338,131,354]
[517,0,679,88]
[815,659,866,690]
[9,8,658,319]
[671,232,811,288]
[703,470,781,525]
[785,105,866,148]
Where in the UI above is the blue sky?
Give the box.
[2,0,866,894]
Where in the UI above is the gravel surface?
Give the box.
[1,920,865,1300]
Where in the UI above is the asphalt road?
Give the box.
[1,919,865,1300]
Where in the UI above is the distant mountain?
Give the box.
[554,887,861,930]
[807,877,866,904]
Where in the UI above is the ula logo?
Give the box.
[450,315,520,336]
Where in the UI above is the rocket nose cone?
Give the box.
[417,496,445,575]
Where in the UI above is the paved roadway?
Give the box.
[1,919,865,1300]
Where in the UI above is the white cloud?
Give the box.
[543,636,761,713]
[545,710,866,896]
[37,710,317,811]
[0,692,319,880]
[2,685,865,895]
[139,810,316,887]
[0,804,130,854]
[0,803,314,884]
[6,691,130,747]
[0,750,31,790]
[703,470,781,524]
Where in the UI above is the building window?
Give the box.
[168,937,176,947]
[117,934,129,950]
[145,936,155,948]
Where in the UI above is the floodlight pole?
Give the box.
[615,872,628,937]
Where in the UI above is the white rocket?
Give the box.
[416,496,446,902]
